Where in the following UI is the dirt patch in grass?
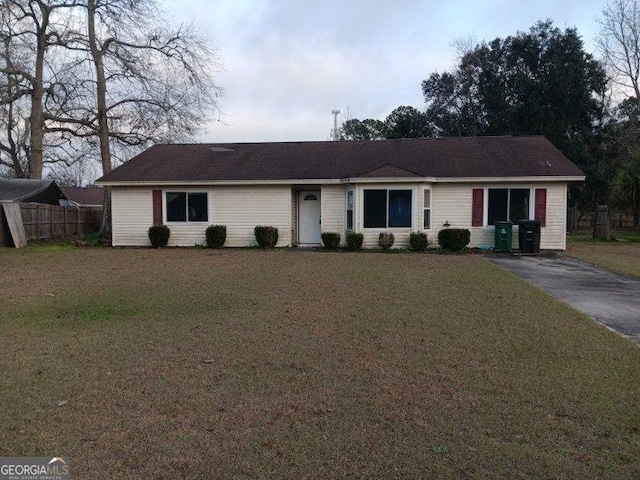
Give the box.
[1,248,639,478]
[566,235,640,277]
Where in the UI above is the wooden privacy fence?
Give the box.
[567,207,635,232]
[0,202,103,247]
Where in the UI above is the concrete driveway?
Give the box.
[488,254,640,344]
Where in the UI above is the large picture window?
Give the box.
[487,188,529,225]
[166,192,208,222]
[363,189,412,228]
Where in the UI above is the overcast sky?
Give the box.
[164,0,606,144]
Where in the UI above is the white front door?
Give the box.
[298,190,321,244]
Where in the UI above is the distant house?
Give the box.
[0,179,67,205]
[96,136,585,250]
[61,186,104,208]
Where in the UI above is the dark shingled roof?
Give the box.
[96,136,584,184]
[0,178,66,203]
[61,186,104,206]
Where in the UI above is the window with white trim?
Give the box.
[487,188,529,225]
[166,192,208,222]
[363,189,412,228]
[423,189,431,229]
[346,190,354,230]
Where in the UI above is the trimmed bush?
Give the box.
[378,232,395,251]
[345,231,364,251]
[321,232,341,250]
[148,224,170,248]
[409,232,429,252]
[205,225,227,248]
[254,225,279,248]
[437,228,471,251]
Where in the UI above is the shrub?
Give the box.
[409,232,429,252]
[345,231,364,251]
[437,228,471,251]
[378,232,395,251]
[205,225,227,248]
[321,232,341,250]
[148,224,170,248]
[254,226,279,248]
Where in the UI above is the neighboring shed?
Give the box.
[61,186,104,208]
[0,178,67,205]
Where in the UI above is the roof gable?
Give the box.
[96,136,585,184]
[357,165,421,178]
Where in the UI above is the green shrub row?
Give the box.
[150,225,470,252]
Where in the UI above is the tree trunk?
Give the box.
[27,4,49,179]
[634,177,640,231]
[88,0,112,238]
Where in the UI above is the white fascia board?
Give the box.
[432,176,585,183]
[97,175,585,187]
[96,178,343,187]
[343,175,584,184]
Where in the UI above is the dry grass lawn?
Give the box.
[566,233,640,277]
[0,247,639,478]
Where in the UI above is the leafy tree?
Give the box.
[340,118,387,140]
[339,106,431,141]
[384,105,432,139]
[422,21,609,227]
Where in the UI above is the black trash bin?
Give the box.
[518,220,541,254]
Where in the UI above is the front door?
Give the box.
[298,190,321,244]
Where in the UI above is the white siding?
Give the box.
[112,188,153,246]
[431,182,568,250]
[541,183,567,250]
[111,181,569,250]
[111,185,291,247]
[321,185,346,241]
[211,186,291,247]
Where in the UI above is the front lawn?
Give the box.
[566,232,640,277]
[0,248,638,478]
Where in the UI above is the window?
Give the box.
[363,189,412,228]
[346,190,354,230]
[487,188,529,225]
[423,189,431,229]
[166,192,208,222]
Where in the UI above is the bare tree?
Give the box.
[1,0,221,235]
[66,0,221,235]
[597,0,640,99]
[0,0,84,179]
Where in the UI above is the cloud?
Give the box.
[166,0,606,143]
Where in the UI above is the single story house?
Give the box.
[96,136,585,250]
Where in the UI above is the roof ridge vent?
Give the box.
[210,146,234,152]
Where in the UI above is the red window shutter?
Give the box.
[535,189,547,227]
[472,189,484,226]
[152,190,162,224]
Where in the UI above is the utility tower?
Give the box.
[331,109,341,141]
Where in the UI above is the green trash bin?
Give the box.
[494,221,513,252]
